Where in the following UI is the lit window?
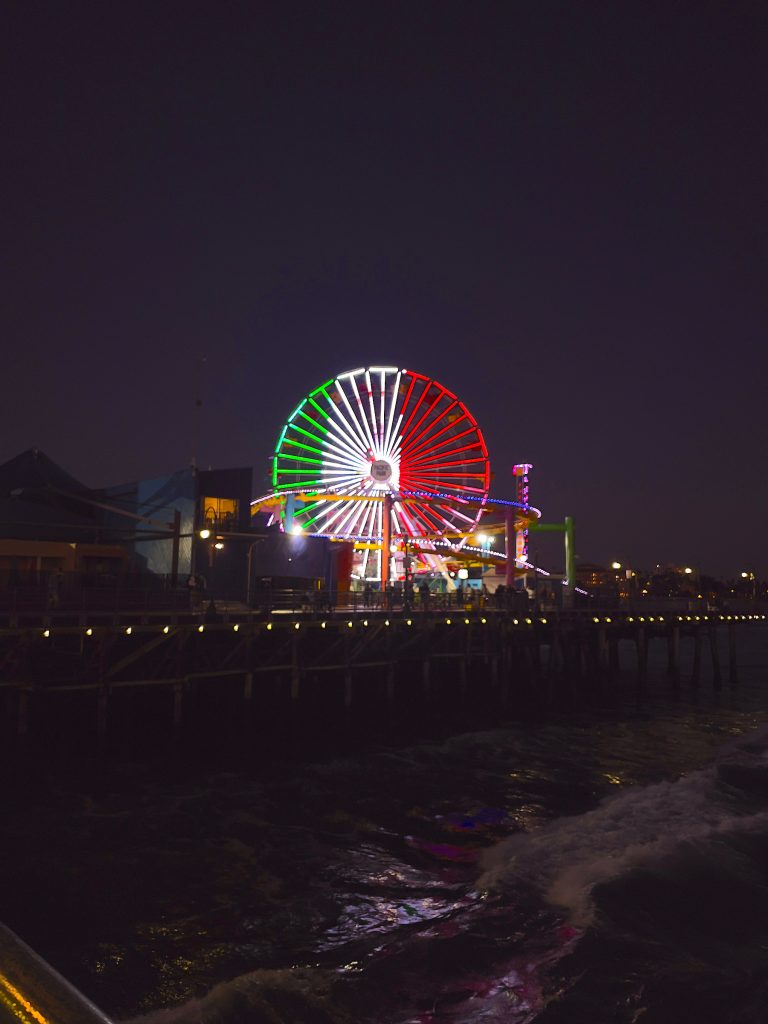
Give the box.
[201,497,239,529]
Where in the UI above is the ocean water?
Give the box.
[3,625,768,1023]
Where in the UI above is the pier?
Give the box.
[1,609,762,763]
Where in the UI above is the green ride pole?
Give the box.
[564,516,575,608]
[527,517,576,608]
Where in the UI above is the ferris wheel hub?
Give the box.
[370,459,393,484]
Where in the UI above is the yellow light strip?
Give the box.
[0,974,51,1024]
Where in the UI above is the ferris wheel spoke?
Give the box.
[362,370,382,453]
[396,502,431,543]
[316,444,364,471]
[364,497,382,540]
[319,464,361,482]
[400,398,459,457]
[280,451,345,476]
[386,432,404,467]
[408,451,488,471]
[393,501,421,538]
[326,409,370,460]
[363,370,379,449]
[320,476,364,496]
[339,375,376,454]
[401,389,445,450]
[360,547,371,579]
[296,408,331,437]
[295,498,330,520]
[378,370,388,451]
[407,502,444,537]
[318,479,361,498]
[285,428,326,457]
[408,444,486,470]
[398,375,433,442]
[316,382,370,459]
[409,477,487,493]
[282,438,325,460]
[342,498,371,538]
[324,432,368,474]
[318,456,363,480]
[406,426,482,463]
[308,499,350,533]
[356,497,382,537]
[321,416,370,461]
[402,414,468,463]
[383,372,403,457]
[390,504,403,537]
[314,493,362,534]
[348,374,378,455]
[401,410,468,460]
[301,488,363,528]
[411,499,459,534]
[404,466,487,482]
[435,503,478,527]
[285,420,329,450]
[409,457,489,476]
[307,395,332,423]
[398,370,421,418]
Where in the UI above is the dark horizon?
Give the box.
[2,2,765,578]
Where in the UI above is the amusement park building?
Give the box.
[0,449,344,602]
[0,448,128,579]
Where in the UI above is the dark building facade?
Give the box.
[104,465,254,599]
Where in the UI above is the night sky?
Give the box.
[2,2,765,577]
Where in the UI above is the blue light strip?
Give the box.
[252,486,539,514]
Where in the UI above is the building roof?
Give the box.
[0,448,91,499]
[0,449,100,540]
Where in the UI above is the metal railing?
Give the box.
[0,922,113,1024]
[0,571,191,616]
[248,587,535,616]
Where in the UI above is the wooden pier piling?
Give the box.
[708,625,722,691]
[636,626,648,688]
[728,620,738,686]
[690,629,702,687]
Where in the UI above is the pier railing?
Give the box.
[0,922,113,1024]
[0,570,190,619]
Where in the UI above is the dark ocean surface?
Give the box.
[3,625,768,1023]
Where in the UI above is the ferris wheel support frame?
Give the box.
[382,494,393,590]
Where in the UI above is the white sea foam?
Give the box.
[478,737,768,927]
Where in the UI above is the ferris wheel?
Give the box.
[270,367,490,580]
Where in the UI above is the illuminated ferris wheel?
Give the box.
[271,367,490,579]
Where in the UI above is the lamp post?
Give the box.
[741,571,756,601]
[403,538,414,612]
